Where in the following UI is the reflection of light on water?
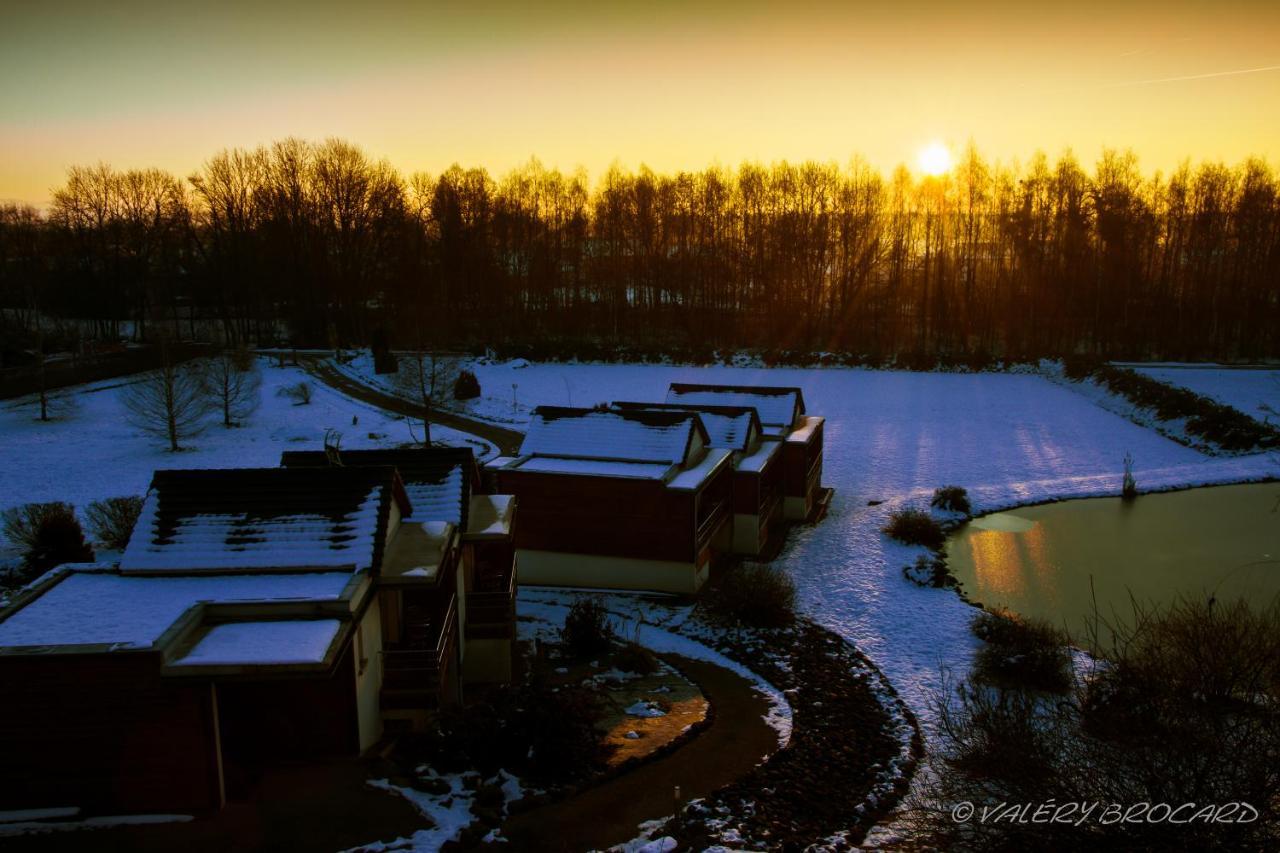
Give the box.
[967,523,1056,607]
[971,512,1036,533]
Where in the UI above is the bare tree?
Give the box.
[202,346,261,427]
[123,345,210,451]
[392,350,462,445]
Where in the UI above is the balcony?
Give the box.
[465,557,517,640]
[380,594,457,710]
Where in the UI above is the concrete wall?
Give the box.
[517,549,708,594]
[352,597,384,753]
[732,512,764,555]
[462,637,513,684]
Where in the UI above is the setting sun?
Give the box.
[917,141,952,175]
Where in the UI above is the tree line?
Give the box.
[2,138,1278,361]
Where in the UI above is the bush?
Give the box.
[279,381,312,405]
[971,608,1071,692]
[883,508,946,550]
[2,502,76,552]
[1,503,95,587]
[930,485,971,515]
[1061,353,1103,381]
[418,678,612,784]
[1077,364,1280,452]
[453,369,481,400]
[614,641,659,675]
[702,562,797,628]
[907,597,1280,850]
[903,553,956,588]
[560,597,616,660]
[1121,452,1138,500]
[85,496,144,551]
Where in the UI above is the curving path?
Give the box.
[497,654,778,853]
[303,358,525,456]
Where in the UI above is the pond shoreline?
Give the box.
[943,479,1280,638]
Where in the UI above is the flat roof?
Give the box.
[383,521,456,582]
[0,570,353,651]
[513,456,674,480]
[737,438,781,473]
[787,415,824,443]
[668,448,734,491]
[466,494,515,539]
[172,619,342,667]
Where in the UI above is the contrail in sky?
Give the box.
[1110,64,1280,88]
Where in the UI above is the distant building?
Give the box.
[488,406,734,593]
[665,384,825,521]
[0,459,516,814]
[612,401,783,556]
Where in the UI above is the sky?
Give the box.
[2,0,1279,205]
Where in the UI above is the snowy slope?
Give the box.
[1132,365,1280,423]
[0,358,493,558]
[463,361,1279,729]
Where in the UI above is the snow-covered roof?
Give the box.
[0,570,353,650]
[512,456,673,480]
[787,415,824,444]
[737,438,782,473]
[383,520,456,583]
[466,494,516,540]
[612,402,760,451]
[666,384,805,436]
[281,447,477,527]
[172,619,342,667]
[120,467,408,574]
[521,407,707,466]
[668,448,734,491]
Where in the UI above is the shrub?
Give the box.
[930,485,971,515]
[702,562,797,628]
[907,597,1280,850]
[903,553,956,589]
[279,381,312,405]
[85,496,144,551]
[971,608,1071,692]
[883,508,946,550]
[522,682,613,783]
[2,504,95,586]
[2,502,76,552]
[417,679,612,784]
[1121,452,1138,500]
[453,369,481,400]
[560,597,616,660]
[1085,364,1280,452]
[1061,354,1103,381]
[614,641,659,675]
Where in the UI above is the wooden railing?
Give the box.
[381,595,456,709]
[466,561,517,639]
[695,498,730,546]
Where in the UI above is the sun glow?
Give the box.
[916,141,952,176]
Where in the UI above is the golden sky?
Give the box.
[3,0,1279,205]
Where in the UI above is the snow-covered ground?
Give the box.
[6,357,1277,724]
[1131,364,1280,423]
[449,360,1279,729]
[0,358,493,560]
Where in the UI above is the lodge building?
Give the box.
[487,406,735,594]
[0,452,516,814]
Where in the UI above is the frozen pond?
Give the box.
[946,482,1280,638]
